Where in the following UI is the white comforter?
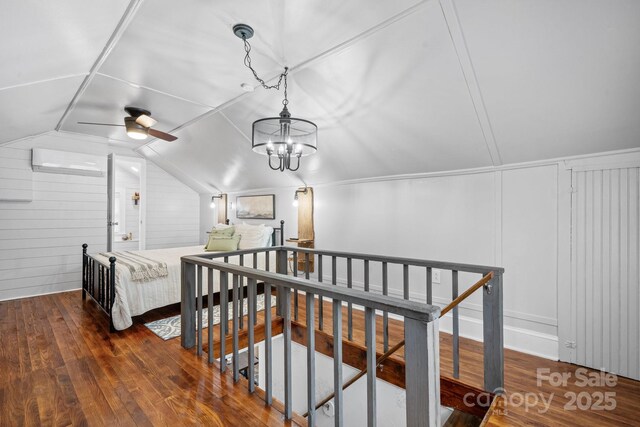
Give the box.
[92,246,275,330]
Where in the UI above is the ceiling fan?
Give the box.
[78,107,178,142]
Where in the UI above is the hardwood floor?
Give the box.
[2,290,639,426]
[292,293,640,427]
[0,291,299,427]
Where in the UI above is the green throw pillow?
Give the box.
[209,226,235,237]
[204,235,240,252]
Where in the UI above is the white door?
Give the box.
[570,166,639,380]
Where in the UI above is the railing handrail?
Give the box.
[181,254,440,322]
[440,271,494,317]
[285,245,502,274]
[191,247,278,259]
[183,245,504,275]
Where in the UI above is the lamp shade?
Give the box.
[252,116,317,157]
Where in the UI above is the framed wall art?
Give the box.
[236,194,276,219]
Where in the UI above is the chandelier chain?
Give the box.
[242,36,289,105]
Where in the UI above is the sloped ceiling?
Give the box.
[1,0,639,193]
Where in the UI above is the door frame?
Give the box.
[107,153,147,251]
[557,152,640,364]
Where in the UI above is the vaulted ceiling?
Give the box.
[2,0,639,192]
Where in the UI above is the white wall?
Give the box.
[195,165,561,358]
[0,132,200,301]
[311,165,560,359]
[200,187,300,244]
[0,133,118,300]
[142,162,200,250]
[198,154,639,361]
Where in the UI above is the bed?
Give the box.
[82,221,284,331]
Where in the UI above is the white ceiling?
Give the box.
[1,0,639,192]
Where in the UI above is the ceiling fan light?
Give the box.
[125,117,148,140]
[127,129,148,140]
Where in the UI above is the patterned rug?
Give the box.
[145,294,277,340]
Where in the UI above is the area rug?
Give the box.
[145,294,277,340]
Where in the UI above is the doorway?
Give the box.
[107,154,146,252]
[567,165,639,380]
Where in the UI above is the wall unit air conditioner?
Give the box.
[32,148,105,177]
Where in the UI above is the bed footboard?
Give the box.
[82,243,117,332]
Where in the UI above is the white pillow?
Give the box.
[262,226,274,247]
[235,222,264,233]
[238,229,265,249]
[236,223,274,249]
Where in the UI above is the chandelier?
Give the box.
[233,24,317,172]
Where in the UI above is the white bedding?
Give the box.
[92,246,275,330]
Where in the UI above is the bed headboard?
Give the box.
[211,219,282,247]
[272,220,285,246]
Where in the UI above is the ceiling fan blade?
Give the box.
[77,122,125,127]
[135,114,157,128]
[148,128,178,142]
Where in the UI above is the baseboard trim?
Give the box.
[0,287,80,302]
[384,308,558,361]
[438,312,558,360]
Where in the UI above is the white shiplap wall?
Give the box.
[0,133,200,301]
[0,135,109,301]
[145,162,200,249]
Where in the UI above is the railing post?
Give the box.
[197,265,203,356]
[108,257,116,333]
[276,249,288,317]
[233,275,240,382]
[181,261,196,349]
[283,287,292,420]
[306,293,316,425]
[247,278,256,393]
[318,255,323,331]
[365,307,377,427]
[82,243,88,300]
[264,284,273,404]
[405,317,440,427]
[208,268,214,364]
[220,267,228,369]
[483,271,504,393]
[333,299,343,427]
[452,270,459,379]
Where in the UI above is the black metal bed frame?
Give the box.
[82,220,285,333]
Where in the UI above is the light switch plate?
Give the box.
[433,269,441,284]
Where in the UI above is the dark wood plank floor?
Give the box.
[2,290,639,426]
[293,294,640,427]
[0,291,298,427]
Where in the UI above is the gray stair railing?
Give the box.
[280,246,504,392]
[181,251,442,427]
